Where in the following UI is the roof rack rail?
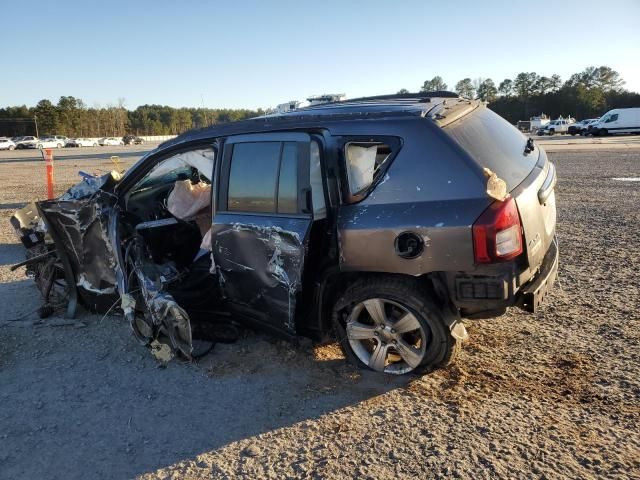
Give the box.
[339,91,459,103]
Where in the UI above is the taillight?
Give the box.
[473,197,523,263]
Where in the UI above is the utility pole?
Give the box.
[34,115,39,137]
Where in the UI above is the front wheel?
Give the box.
[333,278,461,375]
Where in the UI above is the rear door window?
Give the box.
[276,143,299,214]
[227,142,281,213]
[226,141,302,214]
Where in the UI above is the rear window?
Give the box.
[443,107,538,190]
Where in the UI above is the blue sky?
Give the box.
[2,0,639,110]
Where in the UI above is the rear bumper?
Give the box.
[449,236,559,318]
[514,236,558,312]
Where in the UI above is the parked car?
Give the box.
[14,136,39,149]
[99,137,125,146]
[48,135,68,145]
[580,119,600,135]
[0,138,16,150]
[37,137,65,149]
[122,135,145,145]
[10,93,558,375]
[538,118,574,135]
[66,138,99,147]
[590,108,640,136]
[568,119,597,136]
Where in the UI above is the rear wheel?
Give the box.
[333,277,460,375]
[8,145,14,150]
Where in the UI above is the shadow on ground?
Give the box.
[0,303,409,479]
[0,231,408,479]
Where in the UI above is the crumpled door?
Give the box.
[212,133,314,334]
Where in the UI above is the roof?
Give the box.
[159,92,464,150]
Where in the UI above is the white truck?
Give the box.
[590,108,640,136]
[538,117,575,135]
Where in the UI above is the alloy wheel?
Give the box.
[345,298,428,374]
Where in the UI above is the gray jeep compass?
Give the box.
[11,92,558,375]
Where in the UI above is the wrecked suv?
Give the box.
[11,93,558,375]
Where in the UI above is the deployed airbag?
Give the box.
[346,145,377,194]
[146,149,215,181]
[167,180,212,220]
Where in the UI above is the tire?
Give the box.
[332,277,461,375]
[8,145,14,150]
[548,129,555,136]
[600,129,608,137]
[57,143,62,148]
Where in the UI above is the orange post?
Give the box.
[43,148,55,199]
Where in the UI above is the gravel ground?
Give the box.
[0,148,638,479]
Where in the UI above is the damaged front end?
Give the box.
[10,171,201,360]
[11,173,121,318]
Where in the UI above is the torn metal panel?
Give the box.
[124,236,193,359]
[211,214,310,334]
[38,194,119,312]
[10,172,122,315]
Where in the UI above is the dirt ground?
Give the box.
[0,147,639,479]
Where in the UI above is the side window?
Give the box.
[133,148,215,191]
[606,114,618,123]
[277,143,298,214]
[310,140,326,219]
[228,142,281,213]
[227,141,301,214]
[344,142,392,196]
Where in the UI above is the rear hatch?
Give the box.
[441,104,556,273]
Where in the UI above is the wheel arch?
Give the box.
[313,269,454,336]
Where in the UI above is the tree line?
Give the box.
[2,65,639,137]
[403,66,640,123]
[0,98,263,137]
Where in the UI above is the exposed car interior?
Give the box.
[118,148,221,346]
[116,141,330,352]
[124,148,215,270]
